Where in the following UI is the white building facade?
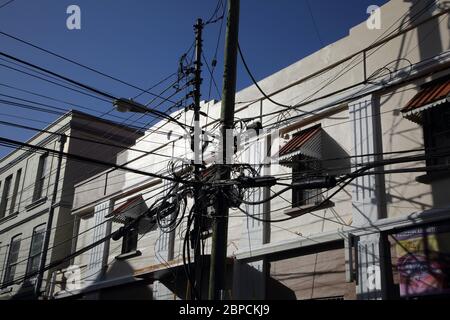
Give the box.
[0,111,143,299]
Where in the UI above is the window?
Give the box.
[3,234,21,285]
[25,224,46,278]
[292,156,322,208]
[0,175,13,219]
[423,105,450,167]
[108,197,144,260]
[121,218,139,254]
[9,169,22,215]
[33,153,48,201]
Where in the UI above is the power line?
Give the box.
[0,219,110,274]
[237,42,303,111]
[0,82,165,127]
[0,52,188,128]
[287,0,439,111]
[0,98,64,116]
[1,96,193,198]
[0,39,196,178]
[230,52,449,130]
[0,143,193,231]
[0,80,194,216]
[132,72,178,100]
[0,120,179,158]
[1,219,121,287]
[0,56,85,90]
[0,94,186,137]
[2,79,446,220]
[0,52,116,100]
[0,30,178,103]
[0,0,14,10]
[0,136,192,184]
[0,104,184,216]
[0,62,112,103]
[202,52,221,100]
[204,0,225,25]
[0,181,177,273]
[0,62,195,201]
[4,145,445,290]
[305,0,324,47]
[0,146,189,219]
[230,0,442,125]
[229,150,450,225]
[2,178,188,287]
[0,10,214,295]
[2,1,445,298]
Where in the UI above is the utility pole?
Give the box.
[208,0,240,300]
[34,133,67,298]
[191,18,204,300]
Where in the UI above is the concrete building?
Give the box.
[0,110,143,299]
[49,0,450,300]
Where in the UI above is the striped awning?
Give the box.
[105,195,144,224]
[278,124,322,165]
[401,77,450,123]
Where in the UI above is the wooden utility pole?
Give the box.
[191,18,204,300]
[208,0,240,300]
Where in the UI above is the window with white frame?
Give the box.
[3,234,22,286]
[33,153,48,201]
[25,224,46,280]
[0,174,13,219]
[9,169,22,215]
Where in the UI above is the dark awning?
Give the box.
[105,195,144,224]
[278,124,322,165]
[401,77,450,123]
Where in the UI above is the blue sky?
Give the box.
[0,0,388,158]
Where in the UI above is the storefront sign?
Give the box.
[394,224,450,297]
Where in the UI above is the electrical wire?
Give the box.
[305,0,324,47]
[0,82,175,127]
[0,30,177,102]
[0,136,192,184]
[0,66,194,210]
[0,52,189,128]
[0,179,182,284]
[228,0,443,126]
[0,0,15,10]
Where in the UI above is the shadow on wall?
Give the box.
[405,0,445,61]
[265,275,297,300]
[321,131,351,176]
[159,273,189,300]
[233,261,268,300]
[10,280,36,300]
[90,257,192,300]
[377,0,448,109]
[84,260,154,300]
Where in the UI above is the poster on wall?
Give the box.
[394,224,450,297]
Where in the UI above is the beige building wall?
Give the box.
[59,0,450,300]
